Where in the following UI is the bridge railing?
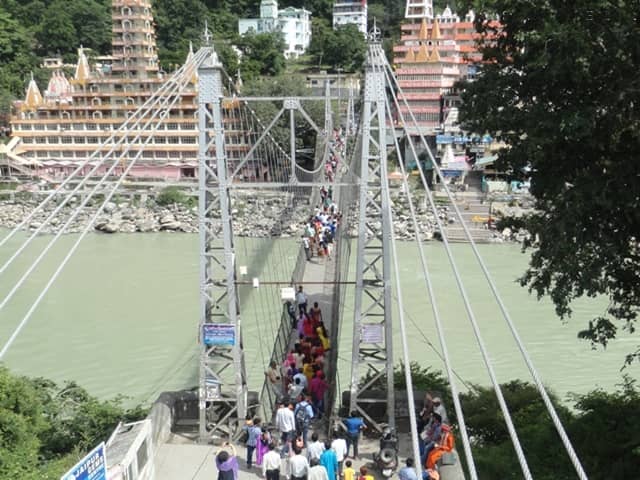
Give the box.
[257,124,329,421]
[326,129,361,430]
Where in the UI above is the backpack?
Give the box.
[295,402,311,432]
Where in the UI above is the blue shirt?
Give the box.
[344,417,364,435]
[319,449,339,480]
[245,425,262,447]
[398,466,419,480]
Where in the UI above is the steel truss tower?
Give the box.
[349,37,396,431]
[198,50,247,441]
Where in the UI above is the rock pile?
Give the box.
[0,190,470,241]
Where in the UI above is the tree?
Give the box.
[236,31,286,78]
[308,23,366,72]
[457,0,640,364]
[0,367,146,480]
[0,10,39,118]
[35,2,76,56]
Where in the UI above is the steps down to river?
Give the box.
[437,173,495,244]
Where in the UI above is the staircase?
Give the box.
[438,171,496,243]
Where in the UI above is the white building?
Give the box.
[238,0,311,59]
[332,0,368,35]
[405,0,434,19]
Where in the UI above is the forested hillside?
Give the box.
[0,0,457,120]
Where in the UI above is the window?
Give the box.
[48,137,57,143]
[181,137,196,144]
[136,440,148,473]
[36,137,46,144]
[74,137,85,144]
[61,136,72,144]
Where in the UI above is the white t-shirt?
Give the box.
[309,465,329,480]
[289,454,309,477]
[296,291,307,305]
[303,237,310,249]
[275,406,296,433]
[331,438,348,462]
[307,441,325,461]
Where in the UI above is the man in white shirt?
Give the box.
[289,447,310,480]
[330,433,348,474]
[262,442,282,480]
[275,402,296,448]
[296,286,308,315]
[307,433,325,461]
[308,458,329,480]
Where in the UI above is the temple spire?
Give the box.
[431,18,442,40]
[419,18,428,41]
[74,46,90,86]
[23,73,43,111]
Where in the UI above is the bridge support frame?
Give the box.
[349,45,395,431]
[198,50,247,442]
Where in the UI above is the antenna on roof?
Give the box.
[202,20,212,46]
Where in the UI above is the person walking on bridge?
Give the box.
[276,402,296,453]
[262,443,281,480]
[343,411,366,459]
[296,286,308,315]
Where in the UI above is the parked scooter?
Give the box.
[373,426,399,478]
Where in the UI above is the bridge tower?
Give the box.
[197,50,247,441]
[349,28,396,430]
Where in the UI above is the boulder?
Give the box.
[104,202,117,213]
[159,213,176,224]
[160,221,182,231]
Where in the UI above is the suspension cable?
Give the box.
[377,58,479,479]
[0,56,202,279]
[0,55,202,250]
[378,44,589,480]
[0,50,207,358]
[372,45,534,479]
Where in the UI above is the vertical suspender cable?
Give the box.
[373,46,534,480]
[381,84,479,479]
[379,45,588,479]
[0,50,207,358]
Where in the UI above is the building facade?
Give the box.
[6,0,250,181]
[238,0,311,59]
[332,0,368,35]
[393,2,491,170]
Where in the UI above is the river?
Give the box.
[0,232,635,406]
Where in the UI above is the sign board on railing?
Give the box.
[281,287,295,301]
[202,324,236,346]
[60,442,107,480]
[361,323,383,344]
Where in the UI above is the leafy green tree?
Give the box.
[36,1,76,56]
[0,10,39,118]
[0,367,146,480]
[309,22,366,72]
[236,31,286,78]
[457,0,640,364]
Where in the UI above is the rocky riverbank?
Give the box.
[0,191,457,239]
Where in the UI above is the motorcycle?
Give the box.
[373,426,399,478]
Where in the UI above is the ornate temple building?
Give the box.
[5,0,247,181]
[393,5,480,135]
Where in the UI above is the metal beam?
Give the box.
[198,49,247,441]
[349,47,395,431]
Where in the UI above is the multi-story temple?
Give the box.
[393,5,480,135]
[4,0,248,181]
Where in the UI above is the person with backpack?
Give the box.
[294,394,315,446]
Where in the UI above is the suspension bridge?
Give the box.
[0,28,589,480]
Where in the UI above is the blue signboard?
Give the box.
[436,134,454,144]
[61,442,107,480]
[203,323,236,346]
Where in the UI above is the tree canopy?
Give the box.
[0,367,146,479]
[457,0,640,364]
[308,21,367,72]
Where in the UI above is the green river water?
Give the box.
[0,232,635,406]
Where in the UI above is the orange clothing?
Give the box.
[426,430,454,469]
